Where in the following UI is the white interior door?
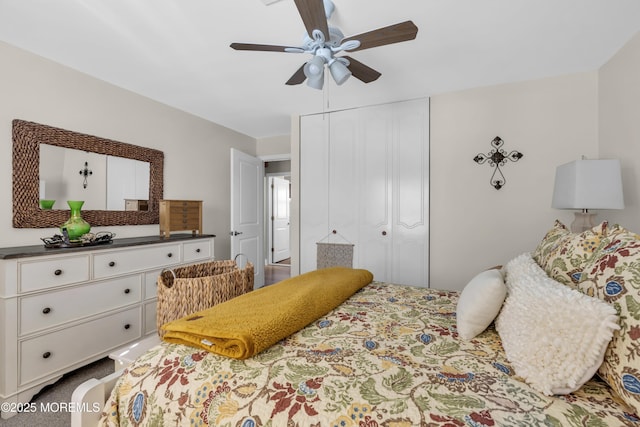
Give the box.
[271,176,290,263]
[230,149,264,288]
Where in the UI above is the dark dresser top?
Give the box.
[0,234,216,260]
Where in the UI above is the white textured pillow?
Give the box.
[495,253,619,395]
[456,269,506,340]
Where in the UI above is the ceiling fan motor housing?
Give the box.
[302,26,344,51]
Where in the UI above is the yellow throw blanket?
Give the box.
[161,267,373,359]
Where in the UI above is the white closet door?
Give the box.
[299,113,329,273]
[299,99,429,286]
[328,109,360,261]
[358,105,393,282]
[392,99,430,286]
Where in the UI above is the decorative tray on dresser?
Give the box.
[0,233,215,420]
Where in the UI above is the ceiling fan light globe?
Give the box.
[306,73,324,90]
[303,55,325,79]
[329,60,351,85]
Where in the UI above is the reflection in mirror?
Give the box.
[39,145,151,211]
[106,156,150,210]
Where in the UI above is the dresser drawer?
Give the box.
[20,275,142,335]
[144,300,157,334]
[93,244,181,279]
[169,205,201,216]
[19,255,90,292]
[144,269,161,299]
[20,307,141,386]
[183,240,212,262]
[169,216,200,230]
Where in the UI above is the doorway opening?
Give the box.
[264,160,291,285]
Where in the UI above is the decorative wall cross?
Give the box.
[473,136,523,190]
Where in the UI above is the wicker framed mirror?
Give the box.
[12,119,164,228]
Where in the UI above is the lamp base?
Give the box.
[570,211,597,233]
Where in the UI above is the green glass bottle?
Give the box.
[60,200,91,241]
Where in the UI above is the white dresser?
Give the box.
[0,234,214,419]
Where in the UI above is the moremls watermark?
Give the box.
[1,401,102,414]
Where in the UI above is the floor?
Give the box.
[1,357,114,427]
[265,259,290,286]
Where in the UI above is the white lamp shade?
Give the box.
[329,60,351,85]
[552,159,624,210]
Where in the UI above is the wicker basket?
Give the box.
[156,259,254,337]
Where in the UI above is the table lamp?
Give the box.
[551,159,624,233]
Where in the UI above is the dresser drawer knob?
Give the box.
[124,288,131,294]
[124,324,131,330]
[42,307,51,314]
[108,261,116,267]
[42,351,51,359]
[196,248,201,253]
[167,253,173,258]
[54,269,62,276]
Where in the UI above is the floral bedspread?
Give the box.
[99,282,639,426]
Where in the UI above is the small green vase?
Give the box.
[61,200,91,241]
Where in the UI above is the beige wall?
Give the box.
[256,135,290,158]
[598,31,640,232]
[0,41,256,258]
[429,72,599,289]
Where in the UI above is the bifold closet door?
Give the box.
[299,113,329,274]
[390,99,429,287]
[300,98,429,286]
[327,109,360,262]
[357,105,393,282]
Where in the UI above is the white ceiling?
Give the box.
[1,0,639,139]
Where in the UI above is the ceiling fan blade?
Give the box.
[294,0,329,39]
[342,56,381,83]
[230,42,302,52]
[286,64,307,85]
[342,20,418,52]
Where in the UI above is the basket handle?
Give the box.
[160,267,177,281]
[234,253,249,267]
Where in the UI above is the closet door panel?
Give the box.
[328,110,359,262]
[358,106,393,281]
[300,114,329,273]
[392,99,430,287]
[393,240,428,287]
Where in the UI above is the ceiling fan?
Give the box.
[230,0,418,89]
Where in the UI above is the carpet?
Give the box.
[2,357,114,427]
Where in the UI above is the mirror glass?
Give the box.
[39,145,150,211]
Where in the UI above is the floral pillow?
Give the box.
[577,226,640,414]
[532,220,573,271]
[533,221,609,288]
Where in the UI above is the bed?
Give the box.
[90,221,640,426]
